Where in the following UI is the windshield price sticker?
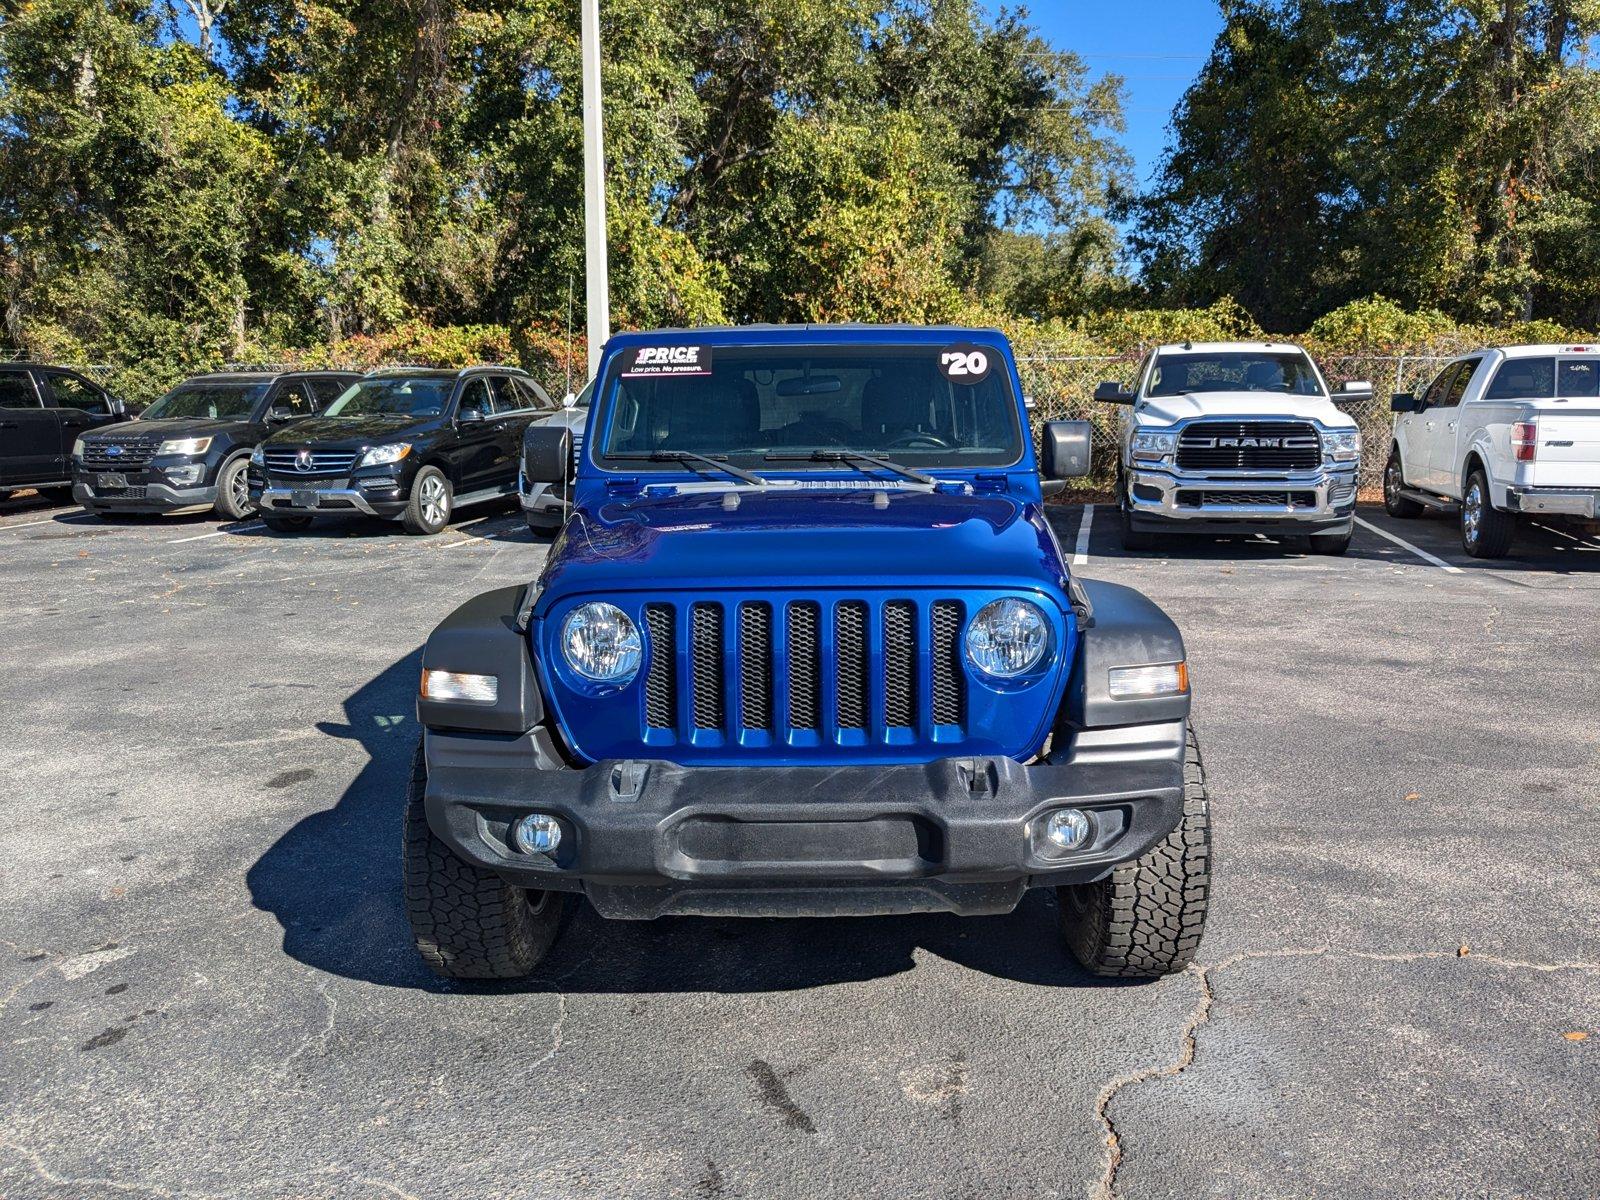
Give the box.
[622,345,713,378]
[938,344,992,383]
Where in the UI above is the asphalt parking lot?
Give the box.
[1,493,1595,1200]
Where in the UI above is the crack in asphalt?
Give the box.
[1090,943,1600,1200]
[0,1135,227,1199]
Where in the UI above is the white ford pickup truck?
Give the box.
[1098,341,1368,554]
[1385,345,1600,557]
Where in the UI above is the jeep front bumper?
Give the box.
[1125,463,1357,533]
[423,721,1187,919]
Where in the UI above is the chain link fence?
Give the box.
[1015,349,1453,490]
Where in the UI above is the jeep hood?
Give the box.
[1137,391,1352,428]
[537,489,1068,606]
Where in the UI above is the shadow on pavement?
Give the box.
[248,651,1123,996]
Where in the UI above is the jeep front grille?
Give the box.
[642,597,966,741]
[1175,421,1320,471]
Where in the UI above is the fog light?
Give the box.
[1045,808,1091,851]
[513,814,562,855]
[165,464,203,486]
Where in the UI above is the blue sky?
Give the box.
[1001,2,1223,189]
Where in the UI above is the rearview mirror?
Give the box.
[1334,380,1374,399]
[1041,419,1092,479]
[523,423,572,484]
[1093,381,1134,405]
[1390,392,1419,413]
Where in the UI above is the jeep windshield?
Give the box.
[595,343,1024,471]
[142,382,267,420]
[323,377,451,418]
[1149,352,1325,397]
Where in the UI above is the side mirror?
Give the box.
[1390,392,1419,413]
[109,397,127,416]
[523,423,572,484]
[267,405,296,423]
[1093,381,1135,405]
[458,407,486,424]
[1334,380,1374,400]
[1041,419,1092,479]
[562,392,578,410]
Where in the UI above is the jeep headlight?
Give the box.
[966,598,1050,679]
[1322,430,1360,463]
[1130,430,1177,462]
[157,436,212,456]
[561,602,642,683]
[250,444,265,466]
[358,443,411,468]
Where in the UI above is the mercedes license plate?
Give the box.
[291,489,321,509]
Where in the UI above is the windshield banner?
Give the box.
[621,345,713,379]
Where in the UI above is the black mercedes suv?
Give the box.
[73,369,358,519]
[248,365,559,535]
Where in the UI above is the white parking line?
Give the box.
[0,518,61,532]
[1354,515,1463,574]
[168,530,229,544]
[1073,504,1094,566]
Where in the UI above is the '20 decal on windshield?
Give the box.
[938,346,992,382]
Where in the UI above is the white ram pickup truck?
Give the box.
[1098,341,1368,554]
[1384,345,1600,557]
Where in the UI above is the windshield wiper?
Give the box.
[764,450,934,486]
[609,450,769,487]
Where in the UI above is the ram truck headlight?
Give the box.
[1107,662,1188,699]
[966,598,1050,678]
[157,436,212,456]
[1322,430,1360,463]
[1130,430,1177,462]
[250,445,266,467]
[561,602,642,683]
[359,443,411,468]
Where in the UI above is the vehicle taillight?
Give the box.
[1512,421,1537,462]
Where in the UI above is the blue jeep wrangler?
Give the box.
[405,325,1210,979]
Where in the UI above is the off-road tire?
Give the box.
[1060,722,1211,978]
[1383,449,1424,518]
[1461,468,1514,559]
[1307,528,1352,555]
[213,455,255,520]
[262,513,313,532]
[402,740,566,979]
[402,466,452,535]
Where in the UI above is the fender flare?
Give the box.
[417,584,544,734]
[1063,579,1191,729]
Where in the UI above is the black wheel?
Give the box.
[1060,722,1211,978]
[525,509,563,535]
[402,466,452,535]
[1461,468,1514,558]
[262,514,313,532]
[39,485,75,504]
[1383,449,1423,518]
[1119,503,1158,552]
[1308,528,1352,555]
[213,456,256,520]
[402,739,567,979]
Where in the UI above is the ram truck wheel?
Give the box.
[1059,722,1211,978]
[1118,504,1157,552]
[1307,528,1351,555]
[402,740,567,979]
[1461,469,1515,558]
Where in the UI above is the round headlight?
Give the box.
[965,598,1050,678]
[560,602,642,683]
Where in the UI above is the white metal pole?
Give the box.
[580,0,610,381]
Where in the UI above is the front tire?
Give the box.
[1383,449,1424,518]
[402,740,566,979]
[402,466,452,535]
[1307,527,1352,555]
[1060,722,1211,978]
[1119,500,1158,552]
[262,513,313,532]
[213,456,256,520]
[1461,468,1514,558]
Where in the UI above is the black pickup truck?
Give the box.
[0,363,128,502]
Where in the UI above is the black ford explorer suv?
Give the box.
[0,363,128,503]
[249,365,557,535]
[74,370,358,519]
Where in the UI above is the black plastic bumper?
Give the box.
[73,478,217,513]
[423,723,1187,919]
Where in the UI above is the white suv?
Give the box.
[1384,345,1600,557]
[1099,341,1367,554]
